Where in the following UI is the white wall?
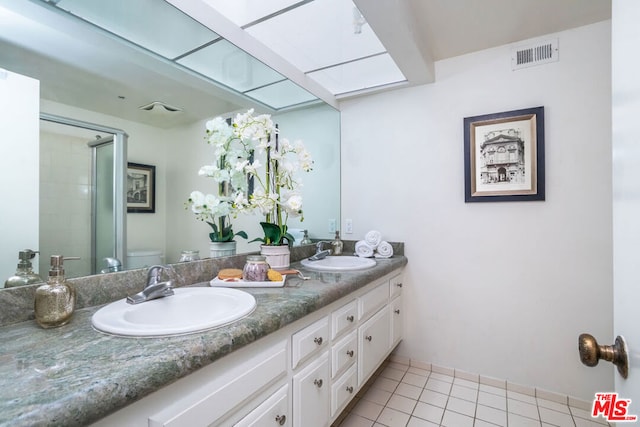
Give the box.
[340,21,613,400]
[0,70,39,285]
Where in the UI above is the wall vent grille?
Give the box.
[511,39,559,70]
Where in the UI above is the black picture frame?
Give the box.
[464,106,545,202]
[127,162,156,213]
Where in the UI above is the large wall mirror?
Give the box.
[0,0,340,284]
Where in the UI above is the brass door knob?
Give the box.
[578,333,628,379]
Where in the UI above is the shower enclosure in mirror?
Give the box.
[39,115,127,279]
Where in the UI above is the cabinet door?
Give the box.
[358,307,390,387]
[234,385,289,427]
[390,295,403,348]
[292,352,330,427]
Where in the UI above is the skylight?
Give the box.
[37,0,406,107]
[207,0,407,96]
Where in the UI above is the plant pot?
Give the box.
[210,241,237,258]
[260,244,290,270]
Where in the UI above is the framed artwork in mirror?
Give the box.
[127,162,156,213]
[463,106,545,202]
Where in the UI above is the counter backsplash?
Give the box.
[0,241,404,328]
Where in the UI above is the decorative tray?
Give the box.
[209,276,286,288]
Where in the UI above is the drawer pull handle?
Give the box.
[396,283,403,288]
[275,414,286,425]
[346,315,354,322]
[314,378,323,388]
[395,309,400,314]
[346,386,354,393]
[346,350,354,357]
[365,335,373,342]
[314,337,323,345]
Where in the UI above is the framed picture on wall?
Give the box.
[463,106,545,202]
[127,162,156,213]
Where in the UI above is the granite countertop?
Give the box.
[0,256,407,427]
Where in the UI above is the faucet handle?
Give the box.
[145,265,167,285]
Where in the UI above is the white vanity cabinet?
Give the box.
[292,352,331,427]
[92,269,404,427]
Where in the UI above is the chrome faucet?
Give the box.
[126,265,175,304]
[101,257,122,273]
[308,241,333,261]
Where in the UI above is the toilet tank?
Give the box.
[126,250,163,269]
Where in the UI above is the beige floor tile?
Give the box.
[441,409,474,427]
[376,407,411,427]
[386,394,418,415]
[419,389,449,408]
[412,402,445,424]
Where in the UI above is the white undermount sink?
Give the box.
[300,255,376,271]
[91,287,256,337]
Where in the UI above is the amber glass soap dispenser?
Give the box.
[35,255,77,328]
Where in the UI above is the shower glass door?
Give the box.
[91,137,115,274]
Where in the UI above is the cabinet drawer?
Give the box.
[235,384,289,427]
[331,300,357,339]
[292,316,329,369]
[331,364,357,417]
[390,295,403,347]
[389,274,404,299]
[331,330,357,379]
[149,341,287,427]
[358,281,388,321]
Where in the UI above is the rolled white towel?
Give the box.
[364,230,382,249]
[375,241,394,258]
[355,240,374,258]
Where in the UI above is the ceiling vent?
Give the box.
[511,38,559,70]
[138,101,183,114]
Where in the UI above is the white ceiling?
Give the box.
[0,0,611,128]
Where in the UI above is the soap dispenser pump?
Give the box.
[4,249,44,288]
[331,231,343,255]
[35,255,78,328]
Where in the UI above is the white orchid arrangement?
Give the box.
[186,109,313,246]
[248,122,314,246]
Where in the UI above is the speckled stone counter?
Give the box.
[0,255,407,427]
